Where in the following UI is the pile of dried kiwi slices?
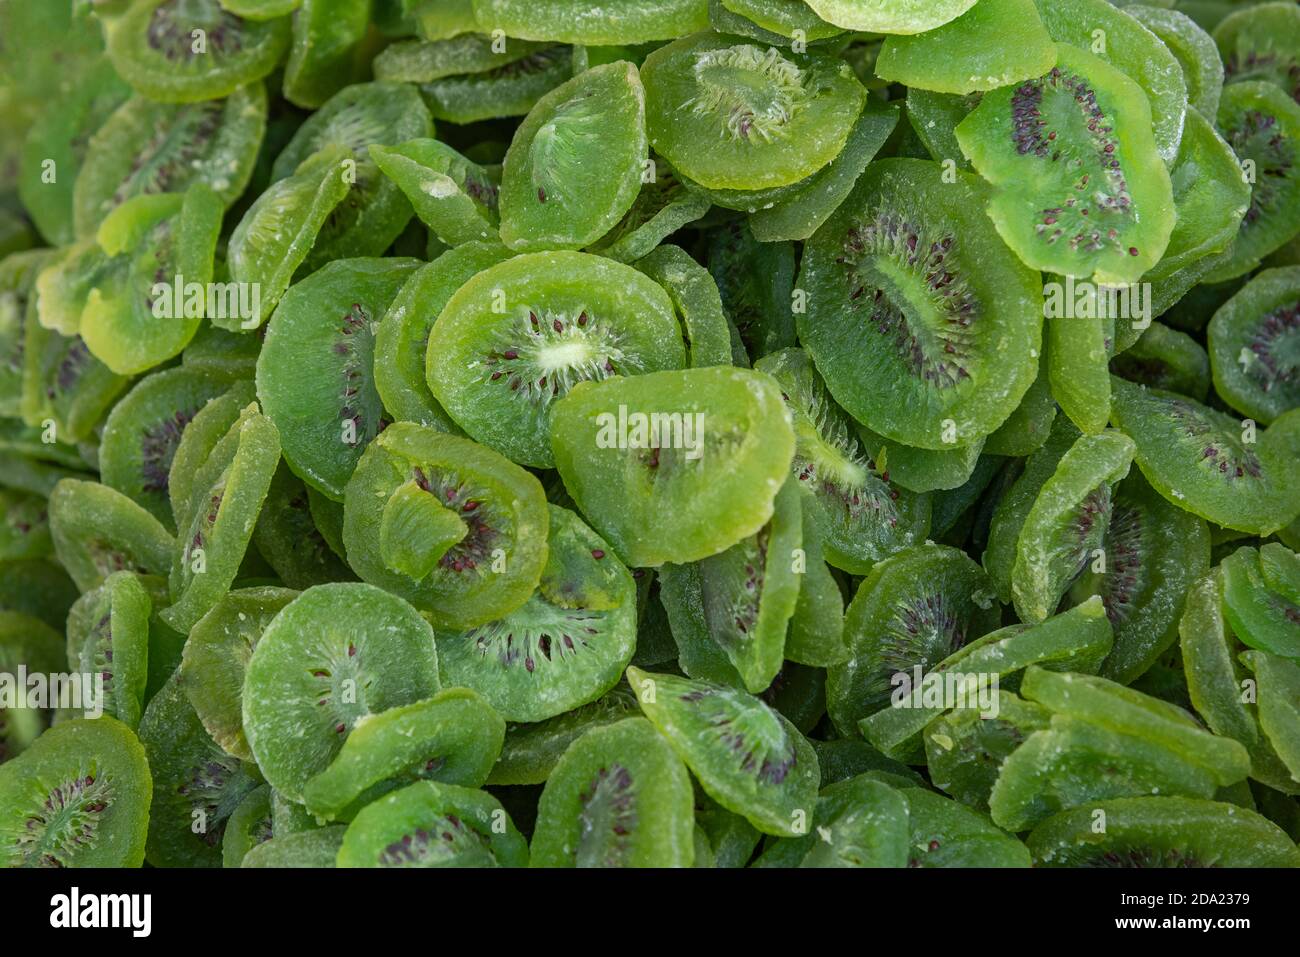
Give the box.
[1,0,1299,871]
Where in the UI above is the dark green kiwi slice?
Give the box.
[0,489,51,561]
[924,690,1051,809]
[499,62,647,252]
[242,582,441,803]
[64,571,152,729]
[0,611,64,764]
[106,0,290,103]
[418,46,575,124]
[302,688,505,821]
[706,218,795,362]
[641,33,865,192]
[242,825,346,867]
[1028,796,1300,866]
[343,423,549,628]
[753,775,910,868]
[336,780,527,867]
[1111,320,1212,401]
[633,244,733,369]
[470,0,709,44]
[137,671,261,867]
[0,559,79,632]
[487,685,640,786]
[251,464,354,589]
[825,544,999,736]
[800,158,1043,449]
[1241,650,1300,782]
[256,256,418,498]
[1179,569,1263,749]
[895,785,1031,867]
[72,84,267,238]
[549,366,796,567]
[1108,376,1300,535]
[530,716,695,867]
[182,324,261,380]
[221,784,272,868]
[49,479,175,592]
[1208,266,1300,425]
[427,251,685,468]
[436,505,636,722]
[1214,1,1300,104]
[370,139,500,247]
[281,0,372,108]
[1221,546,1300,659]
[627,667,819,837]
[0,716,152,868]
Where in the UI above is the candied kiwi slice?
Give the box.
[707,218,796,362]
[221,784,272,868]
[1241,650,1300,780]
[802,0,976,34]
[469,0,709,44]
[417,46,575,125]
[281,0,371,109]
[370,138,500,247]
[64,571,152,730]
[925,690,1051,810]
[167,378,254,527]
[1208,266,1300,425]
[242,583,442,803]
[799,158,1043,450]
[242,826,346,867]
[428,251,685,469]
[895,786,1031,867]
[49,479,175,592]
[633,244,734,369]
[0,716,152,868]
[1221,546,1300,659]
[342,422,549,629]
[641,33,866,192]
[252,464,356,589]
[530,716,696,867]
[487,686,640,786]
[1214,1,1300,104]
[1110,321,1212,401]
[549,366,796,568]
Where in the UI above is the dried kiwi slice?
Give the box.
[64,571,152,730]
[49,479,175,592]
[1208,266,1300,425]
[1129,4,1224,121]
[802,1,976,34]
[498,62,647,252]
[530,716,696,867]
[925,690,1051,809]
[1221,546,1300,659]
[470,0,709,44]
[370,139,500,247]
[753,774,910,868]
[342,422,549,629]
[436,506,636,722]
[0,489,51,561]
[337,780,527,867]
[242,825,346,867]
[895,786,1031,867]
[372,34,552,84]
[633,244,734,369]
[0,611,63,763]
[282,0,371,109]
[799,158,1043,450]
[252,464,354,589]
[0,249,54,418]
[428,251,684,469]
[549,366,796,567]
[1214,1,1300,104]
[167,379,254,527]
[0,716,151,868]
[1241,650,1300,781]
[242,582,442,803]
[418,46,575,124]
[487,685,640,786]
[641,33,866,191]
[106,0,290,103]
[21,326,130,446]
[707,218,796,361]
[221,784,272,868]
[1111,321,1212,401]
[627,667,818,837]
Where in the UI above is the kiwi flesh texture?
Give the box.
[802,0,977,34]
[49,479,175,593]
[242,825,347,867]
[633,244,734,369]
[1027,796,1300,867]
[924,689,1051,809]
[282,0,373,109]
[895,785,1031,867]
[342,422,549,629]
[1221,546,1300,659]
[1214,1,1300,103]
[1111,320,1212,401]
[221,783,273,868]
[369,138,500,247]
[418,46,575,125]
[1208,266,1300,425]
[470,0,709,45]
[486,686,638,787]
[64,571,152,730]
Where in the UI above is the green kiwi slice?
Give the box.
[784,495,848,667]
[302,688,505,821]
[825,543,999,736]
[242,582,442,803]
[1111,321,1212,401]
[0,715,151,868]
[1241,650,1300,782]
[436,505,636,722]
[343,422,549,628]
[753,774,910,868]
[370,139,500,247]
[181,585,298,762]
[486,685,639,786]
[549,366,796,567]
[49,479,175,592]
[1221,546,1300,659]
[64,571,152,730]
[530,716,695,867]
[182,324,261,380]
[800,158,1043,449]
[896,786,1031,867]
[372,34,552,84]
[256,256,418,498]
[21,325,130,447]
[221,784,272,868]
[0,560,79,632]
[925,690,1051,809]
[72,83,267,239]
[1108,376,1300,535]
[718,0,845,41]
[0,489,51,561]
[0,249,53,417]
[470,0,709,44]
[956,44,1175,285]
[498,62,647,252]
[707,218,795,362]
[633,244,733,369]
[802,0,976,34]
[167,379,254,527]
[251,464,354,589]
[876,0,1057,95]
[106,0,290,103]
[0,611,64,764]
[1214,1,1300,104]
[281,0,371,108]
[1129,4,1224,120]
[337,780,527,867]
[627,667,818,836]
[418,46,575,124]
[1027,796,1300,867]
[242,825,346,867]
[427,251,685,468]
[137,671,261,867]
[161,402,280,631]
[906,88,980,170]
[1208,266,1300,425]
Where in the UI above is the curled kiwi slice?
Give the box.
[221,784,272,868]
[49,479,175,592]
[437,505,636,722]
[470,0,708,44]
[550,366,796,567]
[591,163,712,264]
[343,422,549,629]
[1028,796,1300,867]
[1221,546,1300,659]
[0,716,151,867]
[499,62,647,252]
[627,667,818,837]
[530,716,695,867]
[633,244,734,369]
[754,774,910,868]
[370,139,501,247]
[1128,4,1224,120]
[337,780,527,867]
[167,379,254,527]
[428,251,684,469]
[106,0,290,103]
[1208,266,1300,425]
[1241,650,1300,781]
[64,571,152,730]
[242,583,441,803]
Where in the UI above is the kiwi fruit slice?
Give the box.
[1214,1,1300,104]
[370,139,500,247]
[21,326,130,447]
[591,164,712,264]
[302,688,505,821]
[753,774,911,868]
[706,218,796,362]
[1221,545,1300,659]
[470,0,709,44]
[418,46,575,124]
[498,62,647,252]
[437,505,636,722]
[783,495,848,668]
[0,559,80,632]
[1179,570,1266,749]
[343,422,549,628]
[372,34,552,84]
[64,571,152,729]
[633,244,734,369]
[256,256,418,499]
[895,785,1031,867]
[0,250,53,417]
[1111,320,1212,401]
[49,479,175,592]
[486,685,640,786]
[0,715,152,867]
[550,366,796,567]
[242,825,346,867]
[167,378,254,527]
[924,689,1051,809]
[106,0,290,103]
[1208,266,1300,425]
[282,0,372,109]
[0,488,52,561]
[0,611,64,764]
[1027,796,1300,866]
[627,667,819,837]
[221,783,272,868]
[427,251,685,469]
[73,83,267,239]
[825,543,1000,736]
[1129,4,1224,120]
[530,716,695,867]
[1241,650,1300,782]
[251,464,355,589]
